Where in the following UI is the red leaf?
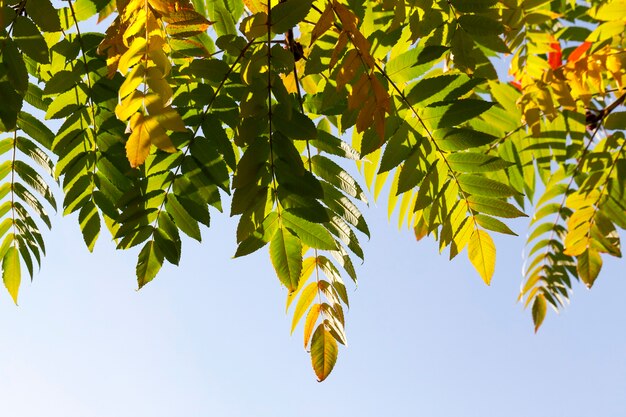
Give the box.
[548,41,562,70]
[568,41,592,64]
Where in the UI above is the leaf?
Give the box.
[271,0,313,34]
[458,15,504,36]
[1,38,28,94]
[450,0,497,13]
[422,100,494,130]
[281,211,337,250]
[458,174,519,198]
[532,293,547,333]
[17,112,55,149]
[577,249,602,289]
[475,214,517,236]
[468,229,495,285]
[2,246,21,304]
[25,0,62,32]
[434,128,498,151]
[447,153,512,173]
[310,324,338,381]
[310,155,366,202]
[467,196,527,218]
[166,194,202,241]
[13,17,49,64]
[136,240,164,289]
[291,281,318,333]
[303,303,322,348]
[165,10,212,38]
[79,202,100,252]
[273,105,317,140]
[270,225,303,291]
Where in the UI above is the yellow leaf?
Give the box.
[303,303,321,348]
[2,246,21,305]
[146,67,173,104]
[143,115,177,152]
[243,0,267,13]
[118,37,147,73]
[286,257,316,311]
[125,113,152,168]
[149,48,171,77]
[291,281,318,334]
[468,229,496,285]
[119,63,145,99]
[123,7,147,39]
[115,90,144,121]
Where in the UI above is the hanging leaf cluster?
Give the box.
[0,0,625,379]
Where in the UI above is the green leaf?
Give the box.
[78,201,100,252]
[422,100,494,129]
[1,38,29,94]
[447,153,512,173]
[310,130,360,160]
[468,229,495,285]
[0,82,23,131]
[450,0,497,13]
[136,240,164,289]
[165,194,202,241]
[458,15,504,36]
[531,293,547,333]
[43,70,82,96]
[13,160,56,208]
[577,249,602,289]
[17,112,55,149]
[407,74,484,107]
[2,246,20,304]
[282,211,337,250]
[234,211,280,257]
[13,16,49,64]
[273,104,317,140]
[475,214,517,236]
[155,211,182,265]
[434,128,498,151]
[15,136,54,176]
[458,174,519,197]
[25,0,62,32]
[310,324,338,382]
[270,225,303,292]
[270,0,313,34]
[468,196,527,218]
[311,155,367,202]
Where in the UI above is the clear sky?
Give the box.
[0,196,625,417]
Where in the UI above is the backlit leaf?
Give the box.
[2,246,20,304]
[468,229,495,285]
[310,324,338,381]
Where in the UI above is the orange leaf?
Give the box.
[311,4,334,45]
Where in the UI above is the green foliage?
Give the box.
[1,0,625,380]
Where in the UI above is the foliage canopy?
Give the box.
[1,0,625,379]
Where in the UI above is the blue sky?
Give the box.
[0,197,625,417]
